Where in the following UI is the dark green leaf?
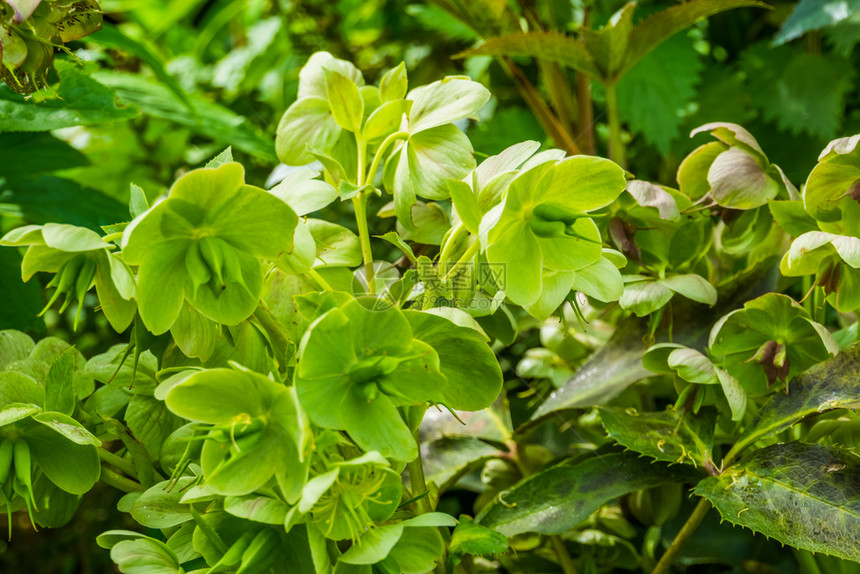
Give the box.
[476,451,689,535]
[0,61,139,132]
[0,176,128,230]
[600,407,716,469]
[0,133,88,179]
[0,248,44,332]
[768,200,819,237]
[774,0,860,45]
[695,442,860,562]
[617,34,703,155]
[45,348,76,416]
[736,343,860,453]
[456,31,599,78]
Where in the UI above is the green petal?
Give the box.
[340,387,417,461]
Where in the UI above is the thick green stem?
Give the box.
[353,193,376,295]
[408,433,432,515]
[651,498,711,574]
[604,81,626,169]
[98,448,137,478]
[307,268,333,291]
[99,466,145,493]
[366,131,408,187]
[441,238,480,283]
[549,535,578,574]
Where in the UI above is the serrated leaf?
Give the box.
[448,516,508,564]
[617,33,703,155]
[581,2,634,78]
[476,451,690,536]
[695,442,860,562]
[741,43,855,139]
[456,31,599,78]
[735,343,860,452]
[600,407,715,469]
[0,61,138,132]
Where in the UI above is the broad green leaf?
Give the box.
[580,2,634,78]
[0,249,43,332]
[110,538,182,574]
[125,395,178,460]
[224,494,288,525]
[407,77,491,133]
[768,200,819,236]
[572,256,624,303]
[600,407,715,469]
[340,523,406,565]
[379,62,408,103]
[0,61,138,132]
[624,0,768,75]
[421,436,501,490]
[662,274,717,306]
[31,411,100,446]
[0,133,88,179]
[774,0,860,45]
[269,167,338,216]
[0,330,34,369]
[131,479,194,529]
[325,69,364,133]
[803,135,860,223]
[448,516,509,564]
[0,176,128,231]
[476,451,687,535]
[404,310,503,411]
[536,156,627,212]
[456,31,599,78]
[695,442,860,562]
[736,343,860,452]
[0,403,41,426]
[25,422,100,494]
[363,99,411,141]
[307,219,362,268]
[619,279,673,316]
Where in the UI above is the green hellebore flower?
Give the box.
[1,223,136,332]
[0,346,101,528]
[284,452,402,543]
[781,231,860,312]
[677,122,796,209]
[708,293,838,396]
[336,511,458,573]
[643,343,746,421]
[483,156,627,309]
[121,162,298,335]
[164,366,306,499]
[276,52,365,166]
[295,298,447,461]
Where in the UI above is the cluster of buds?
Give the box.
[0,0,102,93]
[0,437,38,532]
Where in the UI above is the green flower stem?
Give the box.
[99,466,145,493]
[98,448,137,478]
[366,131,409,187]
[441,238,480,283]
[813,286,826,324]
[408,427,432,515]
[650,498,711,574]
[604,80,626,169]
[352,192,376,295]
[307,268,334,291]
[550,535,578,574]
